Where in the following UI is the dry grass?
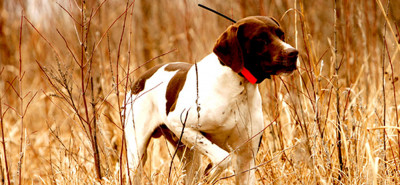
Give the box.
[0,0,399,184]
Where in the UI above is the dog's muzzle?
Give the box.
[282,48,299,72]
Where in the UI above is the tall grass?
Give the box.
[0,0,399,184]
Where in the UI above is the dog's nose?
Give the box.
[285,48,299,58]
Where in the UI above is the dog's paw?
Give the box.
[204,154,232,183]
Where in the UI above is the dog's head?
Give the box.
[213,16,298,83]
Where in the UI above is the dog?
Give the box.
[124,16,298,184]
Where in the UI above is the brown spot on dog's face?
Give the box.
[165,63,192,115]
[131,64,164,95]
[238,16,298,80]
[214,16,298,83]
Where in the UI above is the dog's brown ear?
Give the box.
[213,24,244,73]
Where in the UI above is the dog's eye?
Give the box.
[252,39,267,48]
[276,29,285,40]
[262,40,269,46]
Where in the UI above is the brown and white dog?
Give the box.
[124,16,298,184]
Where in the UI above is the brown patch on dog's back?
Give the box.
[165,63,192,115]
[131,64,164,95]
[165,63,192,72]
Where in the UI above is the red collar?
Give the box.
[240,67,258,84]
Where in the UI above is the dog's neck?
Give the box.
[216,58,260,84]
[198,53,257,93]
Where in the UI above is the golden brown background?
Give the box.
[0,0,399,184]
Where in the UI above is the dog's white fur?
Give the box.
[125,53,263,183]
[124,16,298,184]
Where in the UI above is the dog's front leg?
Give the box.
[166,124,231,183]
[179,148,201,185]
[235,143,257,185]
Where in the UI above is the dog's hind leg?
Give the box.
[124,95,161,184]
[125,116,159,184]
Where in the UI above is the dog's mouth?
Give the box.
[262,47,299,75]
[266,56,298,76]
[281,59,298,73]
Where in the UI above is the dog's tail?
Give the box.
[124,92,140,169]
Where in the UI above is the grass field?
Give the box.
[0,0,399,184]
